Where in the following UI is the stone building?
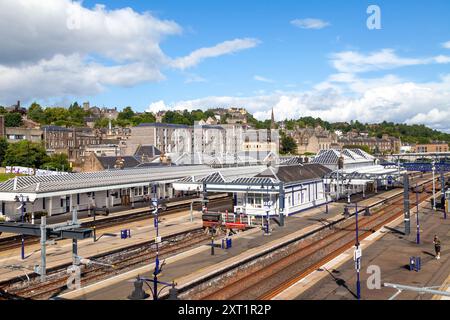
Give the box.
[338,134,401,154]
[43,126,103,163]
[412,143,449,153]
[287,126,338,155]
[4,127,43,143]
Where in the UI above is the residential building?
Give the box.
[5,127,43,143]
[338,134,401,154]
[412,143,449,153]
[81,144,161,172]
[43,126,103,163]
[287,126,339,155]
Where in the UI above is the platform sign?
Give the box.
[353,247,362,260]
[264,200,273,209]
[354,247,362,271]
[387,176,393,185]
[403,162,450,172]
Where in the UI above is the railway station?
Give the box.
[0,165,266,220]
[0,149,449,302]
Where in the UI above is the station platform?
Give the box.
[279,204,450,300]
[0,209,204,282]
[59,185,424,300]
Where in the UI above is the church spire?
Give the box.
[271,108,275,129]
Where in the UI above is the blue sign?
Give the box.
[402,162,450,172]
[387,176,393,184]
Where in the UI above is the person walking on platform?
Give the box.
[433,235,441,260]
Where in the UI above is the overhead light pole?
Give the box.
[15,194,29,260]
[354,202,361,300]
[432,160,436,211]
[261,183,275,236]
[415,184,420,245]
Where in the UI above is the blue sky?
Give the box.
[1,0,450,129]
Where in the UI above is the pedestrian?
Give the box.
[433,235,441,260]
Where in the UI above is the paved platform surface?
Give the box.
[289,205,450,300]
[61,185,422,300]
[0,210,204,282]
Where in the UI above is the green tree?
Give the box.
[4,112,23,127]
[130,112,156,126]
[280,134,297,155]
[3,141,48,168]
[0,137,8,165]
[118,106,135,121]
[68,101,88,126]
[162,111,191,125]
[94,117,110,128]
[28,102,46,123]
[41,153,71,172]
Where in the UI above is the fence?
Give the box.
[5,166,69,176]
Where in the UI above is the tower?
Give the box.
[270,108,276,130]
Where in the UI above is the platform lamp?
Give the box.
[14,194,30,260]
[415,184,420,245]
[432,160,436,211]
[261,182,275,236]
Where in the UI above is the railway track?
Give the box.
[0,228,209,300]
[0,174,442,300]
[0,195,232,252]
[181,178,441,300]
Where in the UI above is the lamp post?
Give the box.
[432,160,436,211]
[14,194,29,260]
[415,184,420,245]
[354,202,361,301]
[261,183,275,236]
[151,196,161,299]
[347,201,361,300]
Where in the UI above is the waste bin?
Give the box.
[121,229,131,239]
[221,238,232,249]
[409,256,421,272]
[344,207,349,218]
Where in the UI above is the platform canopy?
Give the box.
[0,165,267,202]
[324,165,405,186]
[172,166,268,192]
[173,163,331,194]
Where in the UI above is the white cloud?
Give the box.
[253,75,274,83]
[291,18,330,30]
[147,74,450,131]
[331,49,450,73]
[0,0,258,103]
[171,38,260,70]
[184,74,207,84]
[442,41,450,49]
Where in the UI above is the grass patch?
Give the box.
[0,173,23,182]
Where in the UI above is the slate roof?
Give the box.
[0,165,266,196]
[97,156,141,170]
[134,145,161,158]
[311,149,374,165]
[256,164,331,185]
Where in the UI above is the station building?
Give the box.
[0,165,266,221]
[311,149,404,199]
[173,163,332,218]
